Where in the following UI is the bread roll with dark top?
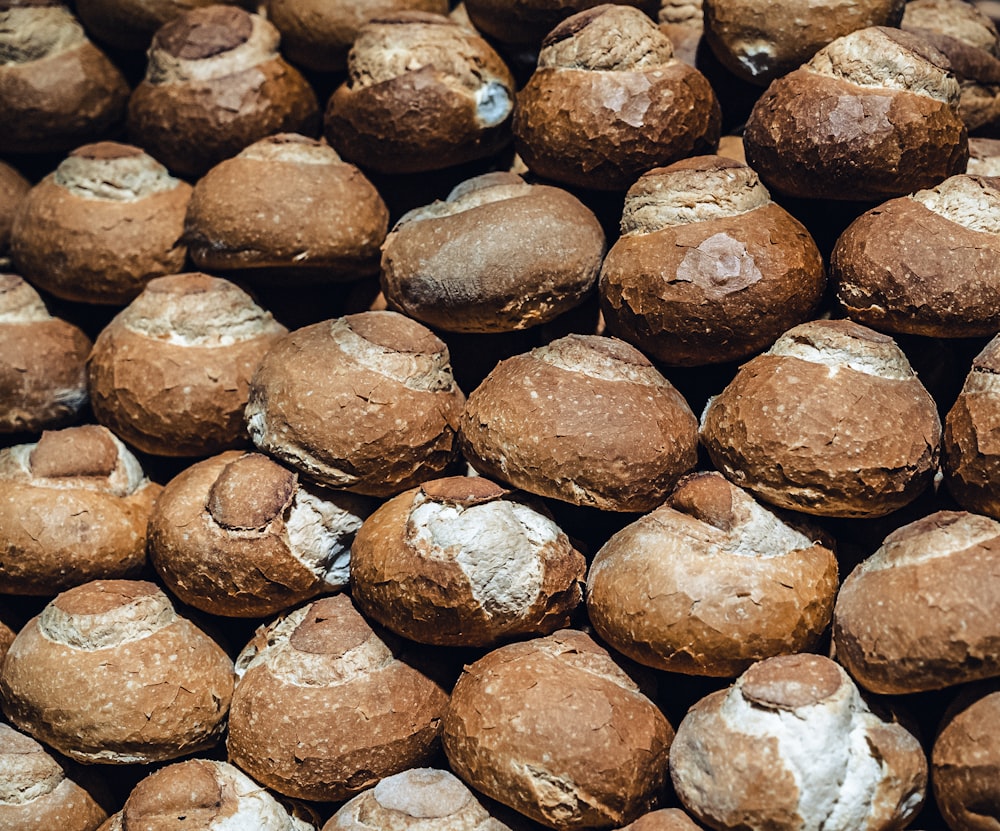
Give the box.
[932,685,1000,831]
[443,629,674,830]
[944,336,1000,517]
[350,476,586,647]
[227,594,449,802]
[700,319,941,518]
[0,425,160,594]
[380,172,606,333]
[905,0,1000,55]
[0,580,234,764]
[460,333,699,512]
[670,654,927,831]
[246,311,466,497]
[74,0,234,51]
[0,162,30,255]
[0,275,90,434]
[0,2,128,154]
[87,273,287,457]
[514,5,721,190]
[703,0,905,85]
[600,157,825,366]
[184,134,389,284]
[744,26,969,201]
[11,143,191,305]
[127,5,319,178]
[324,767,513,830]
[0,722,109,831]
[587,472,838,677]
[324,12,515,174]
[149,450,373,617]
[266,0,448,73]
[101,759,315,831]
[833,510,1000,694]
[833,174,1000,337]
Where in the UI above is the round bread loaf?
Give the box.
[514,5,721,191]
[324,12,515,174]
[380,172,605,333]
[460,333,699,512]
[0,425,160,595]
[599,157,825,366]
[0,275,90,434]
[620,809,704,831]
[266,0,448,73]
[99,759,315,831]
[0,162,30,255]
[0,722,109,831]
[323,768,513,831]
[833,174,1000,337]
[743,27,969,201]
[700,319,942,518]
[246,311,465,497]
[127,5,320,178]
[703,0,905,85]
[670,654,927,831]
[0,1,129,155]
[944,336,1000,517]
[932,684,1000,831]
[586,471,838,677]
[0,579,234,764]
[443,629,674,830]
[904,0,1000,55]
[350,476,586,647]
[227,594,449,801]
[184,134,389,284]
[833,510,1000,694]
[87,273,287,457]
[11,143,191,305]
[149,450,372,617]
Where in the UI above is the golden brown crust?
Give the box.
[442,629,674,830]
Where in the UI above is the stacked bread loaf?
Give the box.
[2,2,999,829]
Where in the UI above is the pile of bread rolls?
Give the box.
[3,0,1000,829]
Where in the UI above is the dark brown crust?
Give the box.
[127,59,319,179]
[600,202,826,366]
[0,162,31,252]
[122,760,230,829]
[833,192,1000,336]
[914,30,1000,131]
[11,175,192,306]
[700,349,941,518]
[152,5,253,59]
[833,511,1000,694]
[463,0,659,46]
[0,41,129,155]
[744,69,969,201]
[514,63,721,191]
[459,338,699,512]
[442,630,674,830]
[206,452,297,529]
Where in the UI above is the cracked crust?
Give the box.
[443,630,674,830]
[833,510,1000,694]
[0,580,234,765]
[699,320,942,518]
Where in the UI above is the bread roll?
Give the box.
[700,319,941,518]
[620,809,704,831]
[149,450,372,617]
[744,27,968,201]
[0,579,234,764]
[670,654,927,831]
[587,472,838,676]
[246,311,466,497]
[599,157,825,365]
[443,629,674,830]
[833,510,1000,694]
[11,142,190,305]
[127,5,319,177]
[350,476,586,647]
[0,275,90,434]
[0,162,30,256]
[227,594,449,801]
[514,5,720,190]
[380,172,605,333]
[87,273,287,457]
[460,334,699,512]
[904,0,1000,55]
